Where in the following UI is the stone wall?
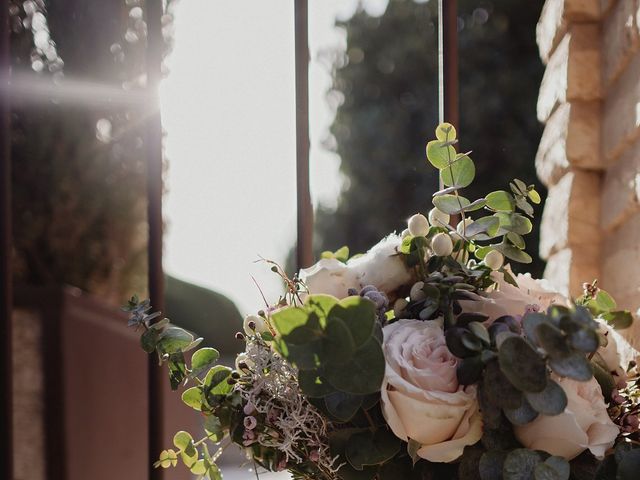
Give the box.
[536,0,640,345]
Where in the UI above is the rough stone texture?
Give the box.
[12,309,46,480]
[537,0,604,63]
[602,0,639,87]
[544,247,601,297]
[539,171,601,259]
[601,212,640,298]
[603,52,640,162]
[536,101,602,186]
[537,24,601,122]
[601,139,640,231]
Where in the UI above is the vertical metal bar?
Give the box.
[0,1,12,477]
[145,1,165,479]
[437,0,458,191]
[442,0,459,128]
[294,0,313,271]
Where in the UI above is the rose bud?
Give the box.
[408,213,430,237]
[431,233,453,256]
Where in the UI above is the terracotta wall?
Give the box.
[535,0,640,346]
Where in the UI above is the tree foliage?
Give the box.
[315,0,546,277]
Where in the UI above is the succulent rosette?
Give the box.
[127,124,640,480]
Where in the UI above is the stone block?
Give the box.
[538,25,602,122]
[539,170,602,259]
[601,139,640,231]
[603,51,640,161]
[536,101,602,186]
[602,0,639,87]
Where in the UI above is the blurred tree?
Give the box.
[315,0,546,277]
[9,0,175,301]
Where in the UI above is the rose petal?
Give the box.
[417,405,483,463]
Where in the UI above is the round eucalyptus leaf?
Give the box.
[522,313,548,344]
[542,457,570,480]
[486,190,515,212]
[525,379,567,415]
[503,449,543,480]
[498,336,547,393]
[548,354,592,381]
[535,322,570,358]
[504,398,539,426]
[479,450,507,480]
[433,194,471,215]
[324,391,363,422]
[427,140,456,169]
[435,122,457,141]
[446,327,476,358]
[440,154,475,188]
[568,327,599,353]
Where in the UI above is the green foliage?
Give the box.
[315,0,546,278]
[271,294,385,400]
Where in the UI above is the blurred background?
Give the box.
[7,0,544,478]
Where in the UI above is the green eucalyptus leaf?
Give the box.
[427,140,456,169]
[433,194,471,215]
[324,391,363,422]
[486,191,515,212]
[540,456,570,480]
[324,317,357,364]
[298,369,335,397]
[270,307,309,336]
[479,451,507,480]
[525,379,567,415]
[498,336,547,392]
[568,327,599,353]
[548,354,592,381]
[440,154,475,188]
[602,310,633,330]
[190,347,220,376]
[528,189,542,204]
[506,232,526,249]
[158,326,195,355]
[535,322,570,358]
[141,328,160,353]
[324,337,385,395]
[495,212,533,235]
[173,430,193,451]
[346,429,401,469]
[515,196,534,217]
[494,242,533,264]
[181,386,203,411]
[503,449,543,480]
[329,296,377,347]
[465,216,501,238]
[435,122,457,141]
[591,360,616,401]
[504,397,539,426]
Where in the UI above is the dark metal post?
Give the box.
[0,1,12,478]
[294,0,313,271]
[145,1,165,479]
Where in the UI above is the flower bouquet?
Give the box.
[126,124,640,480]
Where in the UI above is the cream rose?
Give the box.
[299,234,413,298]
[460,268,569,323]
[515,376,619,460]
[381,319,482,463]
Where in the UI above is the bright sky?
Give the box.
[162,0,391,315]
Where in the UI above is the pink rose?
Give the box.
[380,319,482,463]
[515,376,619,460]
[460,268,569,323]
